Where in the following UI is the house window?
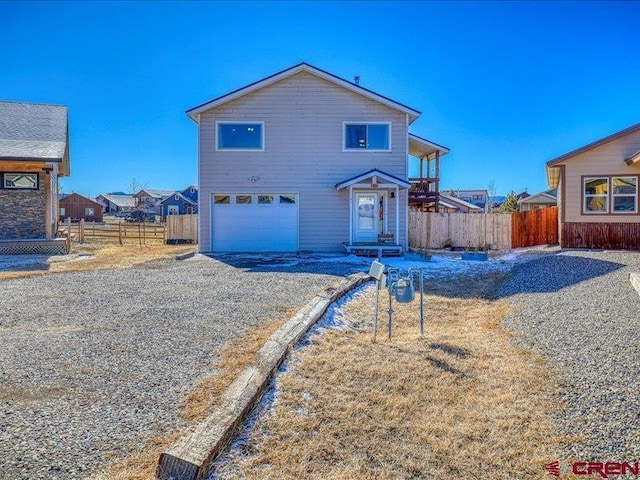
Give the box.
[214,195,230,204]
[344,123,390,151]
[174,194,180,200]
[168,205,179,215]
[60,207,66,216]
[85,208,94,216]
[279,194,296,204]
[3,173,38,189]
[217,122,264,150]
[258,195,273,204]
[236,195,252,204]
[612,177,637,213]
[583,177,609,213]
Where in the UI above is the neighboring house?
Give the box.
[134,189,174,213]
[186,62,448,253]
[0,101,70,241]
[159,191,198,216]
[181,185,198,203]
[96,193,136,213]
[444,189,490,212]
[546,122,640,249]
[59,192,104,222]
[438,193,484,213]
[518,189,557,211]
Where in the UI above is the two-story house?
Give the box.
[186,63,448,253]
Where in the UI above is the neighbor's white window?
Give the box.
[3,173,38,189]
[167,205,179,215]
[60,207,66,216]
[85,208,94,216]
[612,176,637,213]
[583,177,609,213]
[216,122,264,150]
[344,123,390,151]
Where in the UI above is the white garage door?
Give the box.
[212,193,298,252]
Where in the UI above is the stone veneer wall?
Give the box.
[0,172,47,239]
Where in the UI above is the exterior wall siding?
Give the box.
[198,71,409,252]
[59,193,104,222]
[555,129,640,224]
[0,172,47,239]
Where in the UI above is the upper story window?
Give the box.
[3,173,38,189]
[344,122,390,151]
[216,122,264,151]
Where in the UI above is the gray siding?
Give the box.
[198,71,409,252]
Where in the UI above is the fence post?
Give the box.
[118,222,123,246]
[138,223,142,247]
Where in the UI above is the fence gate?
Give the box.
[511,207,558,248]
[166,214,198,244]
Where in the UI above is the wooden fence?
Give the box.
[409,210,511,250]
[511,207,558,248]
[409,207,558,250]
[166,214,198,244]
[60,219,166,245]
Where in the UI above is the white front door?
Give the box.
[354,192,378,242]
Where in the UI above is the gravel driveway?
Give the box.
[0,253,363,480]
[501,250,640,462]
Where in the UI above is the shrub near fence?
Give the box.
[409,211,512,250]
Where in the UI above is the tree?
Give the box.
[487,180,497,212]
[501,190,519,213]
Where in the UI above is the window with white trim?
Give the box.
[217,122,264,150]
[167,205,179,215]
[344,123,390,150]
[612,176,637,213]
[3,173,38,189]
[85,208,94,216]
[583,177,608,213]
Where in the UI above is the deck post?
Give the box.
[348,185,353,244]
[395,185,399,251]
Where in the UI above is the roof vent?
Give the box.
[354,75,360,86]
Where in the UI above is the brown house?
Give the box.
[59,193,103,222]
[546,122,640,249]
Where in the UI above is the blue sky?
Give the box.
[3,1,640,197]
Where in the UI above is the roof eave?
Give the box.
[186,62,421,122]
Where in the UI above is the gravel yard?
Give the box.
[501,250,640,462]
[0,253,361,480]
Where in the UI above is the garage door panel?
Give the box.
[212,193,298,252]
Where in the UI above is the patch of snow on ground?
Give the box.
[206,285,371,479]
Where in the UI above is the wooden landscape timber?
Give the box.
[156,272,370,480]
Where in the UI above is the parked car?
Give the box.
[125,209,156,222]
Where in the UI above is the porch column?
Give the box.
[395,185,399,247]
[435,150,440,212]
[348,185,353,244]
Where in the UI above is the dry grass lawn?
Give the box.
[214,273,560,479]
[0,243,194,282]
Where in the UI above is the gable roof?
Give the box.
[97,194,136,208]
[136,189,175,199]
[335,168,411,191]
[0,101,70,176]
[186,62,421,124]
[159,191,197,205]
[546,122,640,187]
[439,193,483,211]
[59,192,103,208]
[518,189,557,204]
